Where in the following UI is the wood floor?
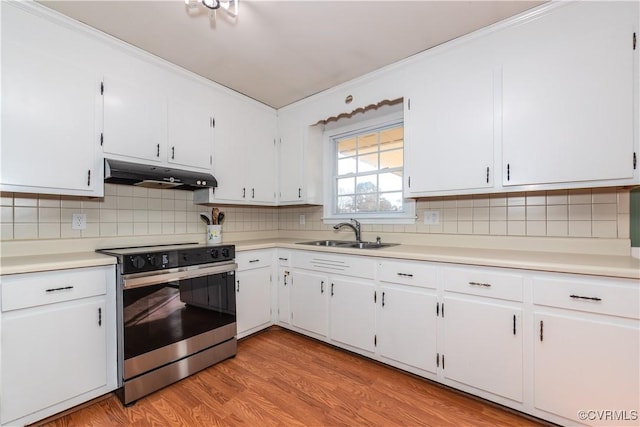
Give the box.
[42,327,547,426]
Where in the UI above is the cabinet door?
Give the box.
[210,97,247,201]
[278,114,304,203]
[236,267,272,336]
[329,277,376,353]
[501,1,636,187]
[1,34,99,196]
[167,97,214,170]
[277,267,291,324]
[290,270,328,337]
[534,312,639,425]
[404,47,494,196]
[103,75,166,163]
[378,284,438,373]
[245,107,277,203]
[442,295,523,402]
[1,299,107,425]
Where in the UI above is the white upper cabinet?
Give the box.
[278,113,305,203]
[206,101,277,204]
[102,75,166,164]
[103,77,216,172]
[404,41,495,197]
[276,112,324,205]
[500,1,637,188]
[1,4,102,197]
[244,105,277,203]
[167,96,214,170]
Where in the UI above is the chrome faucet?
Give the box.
[333,218,362,242]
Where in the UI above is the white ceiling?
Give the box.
[39,0,544,109]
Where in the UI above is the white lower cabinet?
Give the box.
[441,295,523,402]
[377,259,438,374]
[440,266,524,403]
[290,269,329,338]
[377,284,438,374]
[533,312,639,426]
[532,274,640,426]
[276,252,292,325]
[329,277,376,353]
[0,266,116,427]
[235,250,273,338]
[276,249,639,427]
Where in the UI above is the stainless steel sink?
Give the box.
[298,240,352,247]
[345,242,399,249]
[297,240,398,249]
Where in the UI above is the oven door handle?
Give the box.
[123,263,238,290]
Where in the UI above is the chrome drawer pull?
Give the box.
[569,294,602,302]
[397,272,414,278]
[249,259,260,263]
[278,257,288,261]
[469,281,491,288]
[45,286,74,293]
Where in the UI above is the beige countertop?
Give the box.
[234,238,640,280]
[1,238,638,279]
[0,252,117,276]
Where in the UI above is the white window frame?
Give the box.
[322,110,416,225]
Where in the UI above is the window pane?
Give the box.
[338,157,356,175]
[333,121,405,217]
[379,149,403,170]
[379,192,403,211]
[357,133,378,155]
[380,127,403,150]
[356,193,378,212]
[337,196,355,213]
[378,172,403,192]
[337,137,356,158]
[358,153,378,173]
[337,177,355,195]
[356,175,377,194]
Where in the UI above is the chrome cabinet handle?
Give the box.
[469,281,492,288]
[570,294,602,302]
[249,259,260,263]
[397,272,413,278]
[46,286,74,293]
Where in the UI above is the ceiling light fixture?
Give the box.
[185,0,238,20]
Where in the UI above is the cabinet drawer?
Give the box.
[236,250,272,271]
[378,259,437,289]
[292,251,375,279]
[276,251,291,266]
[443,267,523,302]
[533,276,639,319]
[2,267,107,312]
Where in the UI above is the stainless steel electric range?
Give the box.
[98,243,237,405]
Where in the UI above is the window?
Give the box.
[323,112,415,224]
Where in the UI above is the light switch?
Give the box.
[299,214,306,225]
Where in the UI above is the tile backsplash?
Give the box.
[0,186,632,241]
[278,188,631,239]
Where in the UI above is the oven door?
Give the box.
[120,262,237,381]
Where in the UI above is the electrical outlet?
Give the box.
[72,213,87,230]
[299,214,306,225]
[423,210,440,225]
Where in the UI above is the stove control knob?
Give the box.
[131,255,145,269]
[148,255,159,267]
[221,248,230,258]
[211,249,219,259]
